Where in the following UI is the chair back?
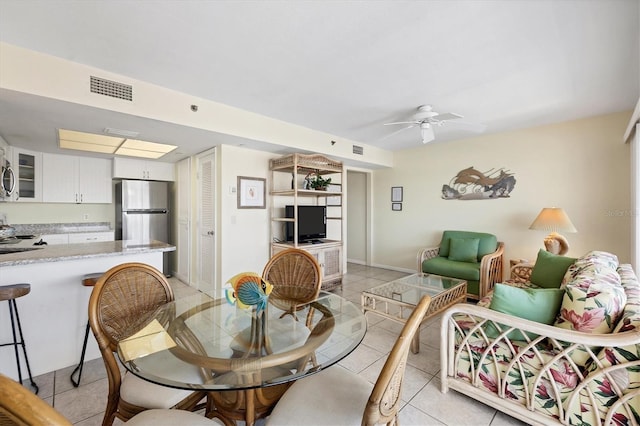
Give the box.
[362,295,431,426]
[262,249,322,314]
[88,262,175,424]
[0,373,72,426]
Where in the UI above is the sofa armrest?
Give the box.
[440,303,640,425]
[417,246,440,273]
[477,241,504,299]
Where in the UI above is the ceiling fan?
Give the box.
[384,105,465,144]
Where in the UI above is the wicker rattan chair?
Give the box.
[0,373,220,426]
[266,295,432,426]
[262,248,322,319]
[88,262,207,426]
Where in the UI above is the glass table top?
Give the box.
[117,291,366,391]
[363,273,466,306]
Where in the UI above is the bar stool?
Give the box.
[70,272,103,388]
[0,283,38,394]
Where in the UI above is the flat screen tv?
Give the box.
[285,205,326,243]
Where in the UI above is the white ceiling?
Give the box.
[0,0,638,163]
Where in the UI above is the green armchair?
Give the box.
[417,230,504,300]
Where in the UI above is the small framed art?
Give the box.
[391,186,403,202]
[392,203,402,211]
[237,176,266,209]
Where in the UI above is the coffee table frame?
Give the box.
[361,273,467,353]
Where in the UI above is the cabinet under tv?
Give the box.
[271,240,343,292]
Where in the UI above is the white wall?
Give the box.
[216,145,275,287]
[347,170,367,263]
[0,201,113,225]
[372,110,632,273]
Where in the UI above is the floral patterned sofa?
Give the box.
[440,250,640,426]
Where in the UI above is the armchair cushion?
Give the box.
[448,238,480,263]
[421,256,480,282]
[529,249,576,289]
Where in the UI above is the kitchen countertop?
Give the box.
[0,240,175,267]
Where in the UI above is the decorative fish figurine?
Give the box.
[225,272,273,313]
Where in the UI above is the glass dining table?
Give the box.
[116,291,367,426]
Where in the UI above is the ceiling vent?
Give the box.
[352,145,364,155]
[90,76,133,101]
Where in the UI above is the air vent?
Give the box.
[90,76,133,101]
[352,145,364,155]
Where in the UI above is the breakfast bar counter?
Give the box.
[0,240,174,267]
[0,240,175,381]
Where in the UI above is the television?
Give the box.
[285,205,326,243]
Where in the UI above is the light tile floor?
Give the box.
[21,263,528,426]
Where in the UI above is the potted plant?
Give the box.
[307,173,331,191]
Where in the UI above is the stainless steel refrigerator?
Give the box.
[115,180,171,276]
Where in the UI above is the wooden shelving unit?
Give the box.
[269,153,344,291]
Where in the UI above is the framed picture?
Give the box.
[391,186,403,202]
[392,203,402,211]
[326,184,342,206]
[237,176,266,209]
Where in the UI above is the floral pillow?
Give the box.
[554,264,626,366]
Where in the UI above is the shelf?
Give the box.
[270,189,342,197]
[269,153,343,174]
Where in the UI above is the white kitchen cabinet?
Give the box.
[43,153,112,203]
[68,231,115,243]
[113,157,175,181]
[11,147,42,203]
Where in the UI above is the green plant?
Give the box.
[309,174,331,190]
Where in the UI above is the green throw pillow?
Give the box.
[448,238,479,263]
[485,283,565,340]
[529,249,576,288]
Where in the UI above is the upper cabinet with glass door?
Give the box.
[12,148,42,202]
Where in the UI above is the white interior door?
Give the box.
[197,151,216,296]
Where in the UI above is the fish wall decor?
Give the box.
[442,166,516,200]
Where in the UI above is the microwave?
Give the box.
[0,147,16,201]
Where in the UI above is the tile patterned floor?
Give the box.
[18,263,528,425]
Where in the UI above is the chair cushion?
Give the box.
[266,366,372,425]
[439,230,497,261]
[120,373,197,409]
[485,283,565,340]
[422,257,480,282]
[529,249,576,289]
[126,409,222,426]
[448,238,480,263]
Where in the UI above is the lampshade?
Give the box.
[529,207,577,255]
[529,208,577,233]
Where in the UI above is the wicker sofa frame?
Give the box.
[440,262,640,426]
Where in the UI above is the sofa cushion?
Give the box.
[486,283,565,340]
[448,238,480,263]
[529,249,576,289]
[439,230,497,262]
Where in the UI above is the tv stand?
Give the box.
[269,153,344,291]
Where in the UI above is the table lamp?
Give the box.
[529,207,577,256]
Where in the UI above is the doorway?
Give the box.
[346,170,371,265]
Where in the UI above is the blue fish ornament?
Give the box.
[225,272,273,313]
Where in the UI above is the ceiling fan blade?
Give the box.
[432,112,463,121]
[448,120,487,133]
[384,120,420,126]
[379,124,417,141]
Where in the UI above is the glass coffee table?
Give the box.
[361,273,467,353]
